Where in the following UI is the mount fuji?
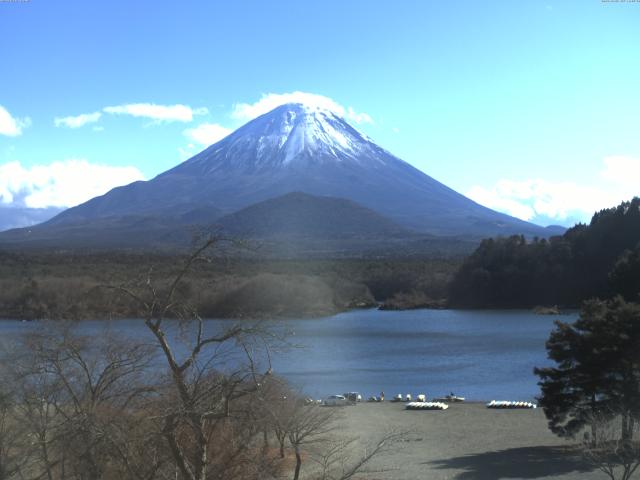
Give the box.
[0,102,561,251]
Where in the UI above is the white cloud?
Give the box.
[0,159,145,209]
[231,91,374,124]
[183,122,232,146]
[103,103,208,123]
[54,111,102,128]
[466,155,640,225]
[0,105,31,136]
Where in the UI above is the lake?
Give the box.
[0,309,576,402]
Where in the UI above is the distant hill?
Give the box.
[217,192,410,239]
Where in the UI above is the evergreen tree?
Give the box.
[610,245,640,302]
[449,197,640,308]
[535,297,640,441]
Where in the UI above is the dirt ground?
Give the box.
[315,402,611,480]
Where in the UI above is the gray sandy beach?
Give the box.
[321,402,609,480]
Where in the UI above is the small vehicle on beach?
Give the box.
[391,393,414,402]
[323,394,349,406]
[433,394,466,403]
[342,392,361,404]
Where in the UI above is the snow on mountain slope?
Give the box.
[172,103,388,175]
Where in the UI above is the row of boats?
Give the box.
[486,400,537,409]
[405,399,538,411]
[318,393,537,410]
[406,401,449,410]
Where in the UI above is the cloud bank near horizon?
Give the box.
[467,156,640,227]
[0,159,145,209]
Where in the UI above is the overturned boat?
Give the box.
[405,402,449,411]
[486,400,537,409]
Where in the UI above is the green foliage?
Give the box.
[535,297,640,440]
[610,245,640,302]
[449,197,640,307]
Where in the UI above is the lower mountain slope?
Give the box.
[0,192,477,257]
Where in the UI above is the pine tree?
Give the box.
[535,297,640,441]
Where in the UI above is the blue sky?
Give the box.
[1,0,639,227]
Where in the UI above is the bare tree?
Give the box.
[107,237,280,480]
[286,403,338,480]
[582,410,640,480]
[0,386,32,480]
[5,323,160,480]
[309,429,407,480]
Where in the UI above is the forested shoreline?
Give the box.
[449,198,640,309]
[0,252,459,320]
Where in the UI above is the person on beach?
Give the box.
[380,391,385,401]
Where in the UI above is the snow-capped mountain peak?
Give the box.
[175,102,389,175]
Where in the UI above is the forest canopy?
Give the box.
[449,197,640,308]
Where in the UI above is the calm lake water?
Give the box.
[0,309,576,402]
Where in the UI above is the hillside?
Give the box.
[449,197,640,308]
[217,192,410,239]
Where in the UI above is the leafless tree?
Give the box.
[286,403,338,480]
[309,429,407,480]
[106,237,281,480]
[0,385,32,480]
[4,323,161,480]
[581,410,640,480]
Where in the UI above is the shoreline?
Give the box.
[0,305,579,323]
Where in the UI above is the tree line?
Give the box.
[0,251,459,321]
[449,197,640,308]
